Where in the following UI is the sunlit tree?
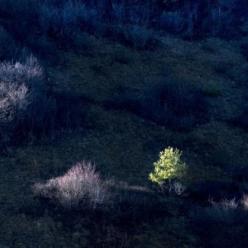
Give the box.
[149,147,187,187]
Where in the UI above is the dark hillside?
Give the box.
[0,1,248,247]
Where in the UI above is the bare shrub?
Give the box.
[33,161,109,210]
[0,81,29,123]
[210,198,238,211]
[241,194,248,210]
[0,54,58,146]
[170,181,186,196]
[0,55,43,124]
[0,55,43,84]
[191,198,248,248]
[193,198,240,225]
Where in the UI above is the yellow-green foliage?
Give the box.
[149,147,186,185]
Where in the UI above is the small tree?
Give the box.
[149,147,187,190]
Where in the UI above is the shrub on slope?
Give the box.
[0,55,55,144]
[33,161,109,210]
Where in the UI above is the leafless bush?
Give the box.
[241,194,248,210]
[0,82,29,122]
[210,198,238,210]
[0,55,43,124]
[0,55,43,83]
[33,161,109,210]
[202,198,239,224]
[169,181,186,196]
